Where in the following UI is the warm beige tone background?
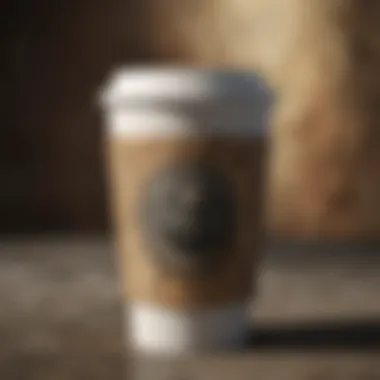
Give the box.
[266,1,380,238]
[2,0,380,239]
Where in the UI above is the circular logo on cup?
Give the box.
[140,162,237,277]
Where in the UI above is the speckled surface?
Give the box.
[0,237,380,379]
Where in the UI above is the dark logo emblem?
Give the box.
[140,163,237,277]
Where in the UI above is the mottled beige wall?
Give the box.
[264,1,380,239]
[3,0,380,237]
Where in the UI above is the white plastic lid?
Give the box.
[100,66,272,109]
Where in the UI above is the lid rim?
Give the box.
[99,66,273,108]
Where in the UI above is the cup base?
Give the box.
[126,301,251,356]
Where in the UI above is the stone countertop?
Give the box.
[0,236,380,379]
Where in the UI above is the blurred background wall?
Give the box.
[1,0,380,239]
[0,0,265,233]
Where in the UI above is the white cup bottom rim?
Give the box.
[126,301,252,355]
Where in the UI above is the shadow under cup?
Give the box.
[100,67,272,356]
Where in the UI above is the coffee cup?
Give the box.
[100,66,272,355]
